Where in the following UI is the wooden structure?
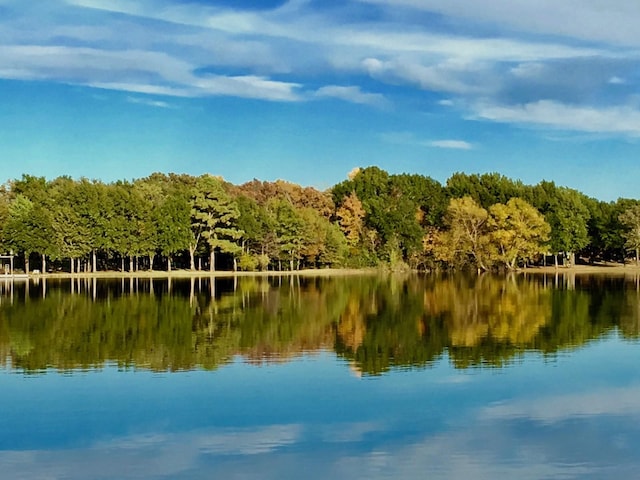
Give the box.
[0,252,15,276]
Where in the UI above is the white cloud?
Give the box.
[0,0,637,128]
[0,45,302,102]
[381,132,474,150]
[473,100,640,136]
[427,140,473,150]
[358,0,640,47]
[314,85,388,107]
[126,96,172,108]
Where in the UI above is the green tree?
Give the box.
[236,195,276,268]
[268,198,305,270]
[191,175,243,272]
[446,172,527,209]
[5,195,51,273]
[546,187,591,266]
[48,177,92,272]
[156,192,191,271]
[618,204,640,265]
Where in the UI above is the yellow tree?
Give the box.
[336,192,365,247]
[488,198,550,270]
[436,196,491,271]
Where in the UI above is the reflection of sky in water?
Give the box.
[2,336,640,479]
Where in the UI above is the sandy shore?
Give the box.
[6,264,640,280]
[10,267,382,280]
[521,263,640,275]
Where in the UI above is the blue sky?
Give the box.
[1,0,640,200]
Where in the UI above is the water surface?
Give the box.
[1,274,640,479]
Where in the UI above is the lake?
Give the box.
[1,273,640,479]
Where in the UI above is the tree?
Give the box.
[618,204,640,265]
[435,196,491,271]
[446,172,527,209]
[106,181,143,272]
[299,207,348,268]
[5,195,51,273]
[6,175,55,272]
[191,175,243,272]
[392,173,448,227]
[488,198,550,269]
[268,198,305,270]
[545,187,591,266]
[236,195,277,268]
[336,192,365,247]
[70,179,111,272]
[48,177,92,272]
[156,193,191,272]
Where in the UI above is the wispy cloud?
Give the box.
[427,140,474,150]
[381,132,474,150]
[314,85,388,107]
[0,44,302,102]
[1,0,640,135]
[358,0,640,47]
[126,96,172,108]
[473,100,640,136]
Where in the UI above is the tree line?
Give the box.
[1,167,640,273]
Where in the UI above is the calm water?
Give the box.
[1,273,640,479]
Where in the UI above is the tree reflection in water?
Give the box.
[0,273,639,375]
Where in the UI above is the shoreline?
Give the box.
[4,264,640,280]
[1,268,382,280]
[520,263,640,275]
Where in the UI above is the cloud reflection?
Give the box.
[482,386,640,423]
[4,408,640,480]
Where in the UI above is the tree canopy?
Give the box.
[0,167,636,273]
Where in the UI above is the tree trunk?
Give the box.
[554,254,558,269]
[92,249,97,273]
[167,256,172,272]
[636,248,639,267]
[129,256,134,272]
[189,248,195,271]
[77,258,81,273]
[42,254,46,274]
[70,257,74,274]
[210,250,215,272]
[25,254,30,275]
[121,257,125,272]
[233,257,237,272]
[149,253,155,272]
[198,256,202,271]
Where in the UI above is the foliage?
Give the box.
[190,175,243,271]
[0,166,631,272]
[618,204,640,263]
[435,196,491,270]
[545,187,591,256]
[487,198,550,269]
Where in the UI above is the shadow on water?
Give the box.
[1,273,639,375]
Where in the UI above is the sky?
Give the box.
[1,0,640,201]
